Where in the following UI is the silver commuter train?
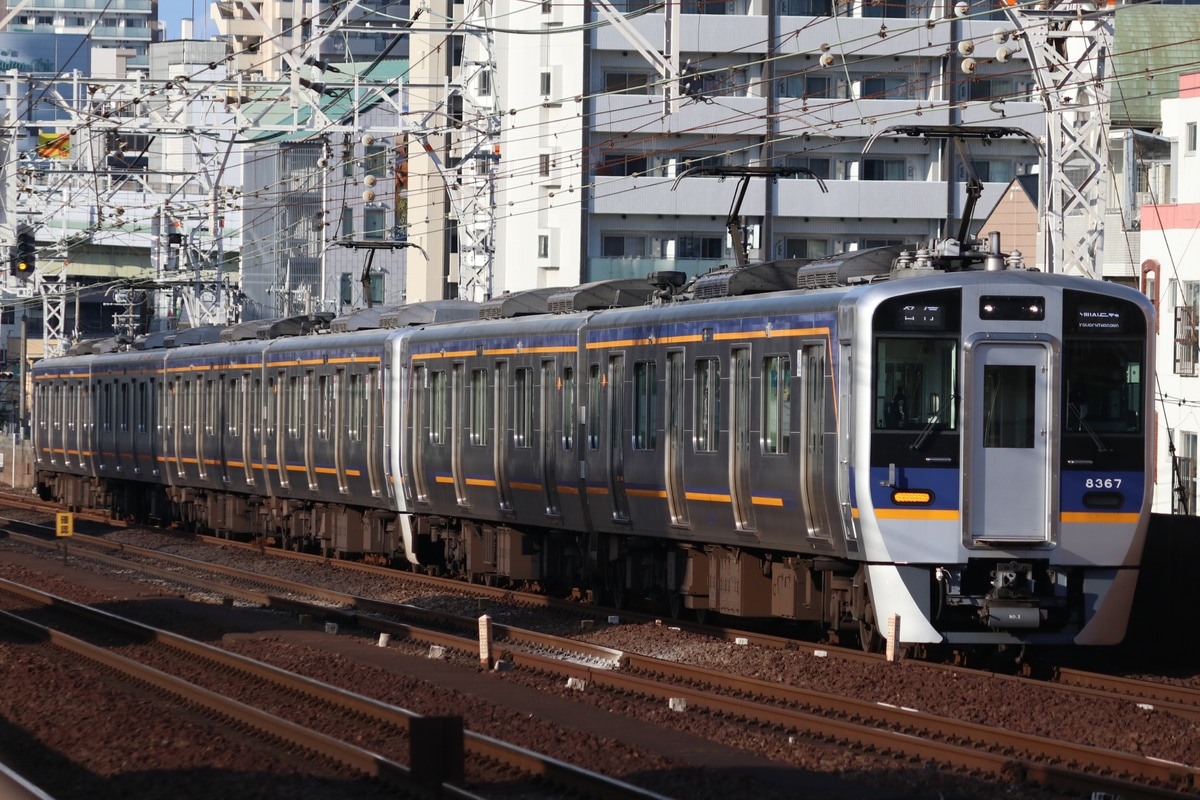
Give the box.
[31,238,1154,649]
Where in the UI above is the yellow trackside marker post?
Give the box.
[56,512,73,564]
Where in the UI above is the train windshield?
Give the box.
[874,337,959,431]
[1063,340,1144,434]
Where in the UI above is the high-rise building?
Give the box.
[0,0,156,69]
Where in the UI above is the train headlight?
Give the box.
[891,490,934,505]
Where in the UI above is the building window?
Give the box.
[539,153,551,176]
[363,207,386,239]
[602,235,646,257]
[340,273,353,305]
[1175,281,1199,377]
[784,238,829,259]
[540,71,552,96]
[478,70,491,96]
[369,271,384,305]
[1179,432,1197,514]
[676,235,723,258]
[604,71,653,95]
[341,206,353,238]
[1188,122,1198,155]
[596,154,647,177]
[538,234,550,259]
[862,158,906,181]
[364,145,388,178]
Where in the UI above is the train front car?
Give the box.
[855,269,1153,648]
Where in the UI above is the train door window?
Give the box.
[205,378,218,436]
[608,354,630,522]
[137,382,148,434]
[633,360,657,450]
[348,372,364,441]
[251,378,262,437]
[317,374,330,440]
[304,369,317,490]
[119,382,129,433]
[587,363,601,450]
[514,367,533,448]
[431,370,447,445]
[288,376,301,438]
[412,365,429,501]
[266,377,277,438]
[65,382,76,434]
[762,355,791,454]
[694,358,720,453]
[983,365,1035,449]
[470,368,488,446]
[562,366,575,450]
[100,382,111,432]
[541,359,560,516]
[228,378,241,436]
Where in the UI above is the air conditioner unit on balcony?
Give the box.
[1136,191,1154,206]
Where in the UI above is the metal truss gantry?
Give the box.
[1004,1,1113,279]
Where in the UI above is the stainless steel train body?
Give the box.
[31,245,1154,648]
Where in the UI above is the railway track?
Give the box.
[3,513,1197,799]
[0,576,673,800]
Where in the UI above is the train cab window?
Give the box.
[562,367,575,451]
[514,367,533,448]
[1064,340,1144,434]
[588,364,601,450]
[694,357,720,453]
[431,370,448,445]
[470,369,488,446]
[633,361,657,450]
[762,355,791,454]
[874,338,958,431]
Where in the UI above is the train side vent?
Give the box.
[546,278,655,313]
[479,287,558,319]
[692,260,807,299]
[254,313,335,340]
[378,299,481,328]
[796,245,906,289]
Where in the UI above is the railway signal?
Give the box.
[10,227,35,279]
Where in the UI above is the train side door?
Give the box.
[607,353,630,523]
[799,342,833,543]
[541,358,561,518]
[963,337,1055,545]
[665,349,689,527]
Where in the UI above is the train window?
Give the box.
[470,369,488,446]
[562,367,575,451]
[431,370,448,445]
[588,364,601,450]
[514,367,533,448]
[205,379,218,436]
[762,355,791,454]
[1064,340,1144,434]
[983,365,1035,449]
[874,337,958,430]
[694,358,720,453]
[633,361,657,450]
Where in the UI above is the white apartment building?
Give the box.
[0,0,155,69]
[1142,71,1200,515]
